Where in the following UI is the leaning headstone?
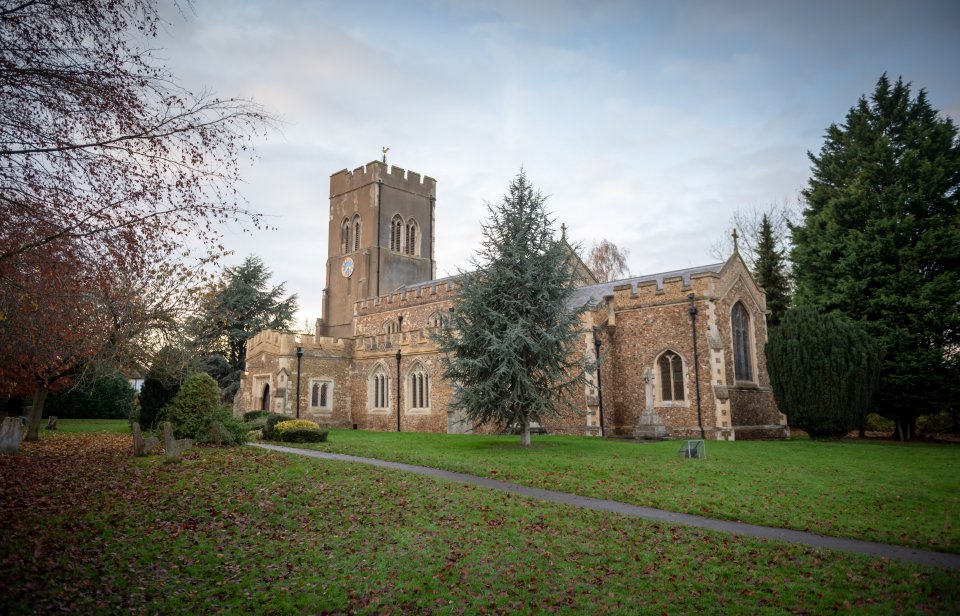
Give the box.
[45,416,58,430]
[0,417,23,454]
[132,422,159,457]
[163,422,192,463]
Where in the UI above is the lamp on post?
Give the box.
[592,327,605,437]
[295,345,303,419]
[687,293,705,439]
[396,314,403,433]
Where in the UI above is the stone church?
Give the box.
[234,160,788,440]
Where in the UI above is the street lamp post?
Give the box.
[687,293,705,439]
[593,328,605,437]
[295,346,303,419]
[396,315,404,433]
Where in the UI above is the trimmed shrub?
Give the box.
[279,428,328,443]
[244,415,268,431]
[767,307,881,438]
[243,410,270,422]
[864,413,894,433]
[162,373,222,441]
[274,419,320,437]
[261,413,290,441]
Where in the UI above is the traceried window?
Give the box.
[409,363,430,409]
[370,365,389,409]
[340,218,351,254]
[658,351,685,402]
[352,214,361,251]
[384,320,399,334]
[390,214,404,252]
[310,379,333,410]
[427,312,443,328]
[732,302,753,382]
[405,219,419,256]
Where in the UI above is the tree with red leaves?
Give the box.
[0,0,273,436]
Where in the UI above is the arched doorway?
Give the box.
[261,384,270,411]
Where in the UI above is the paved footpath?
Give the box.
[251,443,960,570]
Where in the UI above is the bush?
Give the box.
[279,428,328,443]
[244,415,268,431]
[162,372,223,440]
[45,373,135,419]
[864,413,895,433]
[918,410,960,435]
[274,419,320,437]
[767,307,881,438]
[243,410,270,422]
[261,413,290,441]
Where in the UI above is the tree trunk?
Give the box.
[25,383,49,442]
[895,417,916,441]
[520,420,531,447]
[858,415,866,438]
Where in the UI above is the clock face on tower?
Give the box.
[341,257,354,278]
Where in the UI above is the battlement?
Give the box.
[610,269,721,305]
[330,160,436,199]
[355,278,459,315]
[246,329,349,355]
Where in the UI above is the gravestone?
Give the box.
[634,368,668,440]
[0,417,23,454]
[132,422,159,457]
[46,416,58,430]
[163,422,192,463]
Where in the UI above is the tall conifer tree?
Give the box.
[434,171,590,446]
[791,75,960,439]
[753,214,791,327]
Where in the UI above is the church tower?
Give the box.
[321,161,436,337]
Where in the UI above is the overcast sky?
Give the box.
[155,0,960,325]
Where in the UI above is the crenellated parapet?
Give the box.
[245,329,351,359]
[330,160,436,199]
[355,277,459,316]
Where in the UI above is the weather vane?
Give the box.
[382,146,390,164]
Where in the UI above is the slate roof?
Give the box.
[394,262,726,309]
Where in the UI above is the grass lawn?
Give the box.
[0,432,955,614]
[53,418,130,434]
[284,429,960,553]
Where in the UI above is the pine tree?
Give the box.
[434,171,590,446]
[766,307,880,438]
[191,256,297,401]
[791,75,960,439]
[753,214,791,327]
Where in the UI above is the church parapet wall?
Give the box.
[330,160,436,199]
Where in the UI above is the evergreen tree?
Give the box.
[192,256,297,401]
[138,346,193,430]
[434,171,591,446]
[767,307,881,438]
[753,214,791,326]
[791,75,960,440]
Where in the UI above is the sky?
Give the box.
[154,0,960,325]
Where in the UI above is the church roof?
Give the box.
[568,262,725,309]
[394,262,726,310]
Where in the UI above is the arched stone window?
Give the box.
[384,320,399,334]
[310,379,333,410]
[340,218,351,254]
[427,311,443,328]
[408,362,430,409]
[405,219,419,256]
[370,365,389,409]
[732,302,753,382]
[657,351,685,402]
[352,214,361,252]
[390,214,404,252]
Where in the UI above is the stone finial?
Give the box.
[163,422,193,463]
[132,422,159,457]
[732,228,739,254]
[0,417,23,454]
